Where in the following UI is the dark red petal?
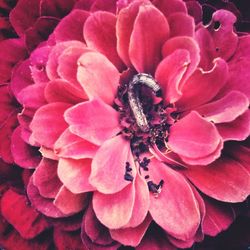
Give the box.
[77,52,120,105]
[27,176,67,218]
[45,79,87,104]
[54,9,89,42]
[110,214,151,247]
[184,157,250,202]
[11,126,41,169]
[84,11,125,71]
[1,189,50,239]
[196,91,249,123]
[90,135,135,194]
[58,158,95,193]
[30,102,71,148]
[129,4,169,74]
[92,183,135,229]
[90,0,117,13]
[202,197,235,236]
[54,128,98,159]
[33,158,62,199]
[168,111,221,159]
[148,159,200,241]
[176,58,228,111]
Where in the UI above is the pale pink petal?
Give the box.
[184,157,250,202]
[148,159,200,241]
[129,4,169,74]
[65,98,120,145]
[54,186,88,215]
[92,183,135,229]
[54,9,89,42]
[57,158,95,194]
[202,197,235,236]
[110,215,152,247]
[30,102,71,148]
[77,52,120,105]
[84,11,125,71]
[196,91,249,123]
[90,135,135,194]
[33,158,62,199]
[54,128,98,159]
[168,111,221,159]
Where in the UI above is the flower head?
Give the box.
[1,0,250,249]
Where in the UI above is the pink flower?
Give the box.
[1,0,250,249]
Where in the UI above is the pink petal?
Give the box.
[54,186,88,215]
[57,158,95,193]
[45,79,87,104]
[65,98,120,145]
[129,4,169,74]
[168,12,194,37]
[168,111,221,159]
[155,49,190,103]
[202,197,235,236]
[185,0,202,24]
[90,0,117,13]
[196,91,249,123]
[30,102,71,148]
[90,135,135,194]
[161,36,200,84]
[54,128,98,159]
[46,41,84,80]
[110,214,152,247]
[1,189,50,239]
[27,176,67,218]
[33,158,62,199]
[39,146,59,160]
[54,9,89,42]
[84,11,125,71]
[77,51,120,105]
[176,58,228,110]
[57,45,90,87]
[148,159,200,241]
[92,183,135,229]
[152,0,187,17]
[11,126,41,169]
[184,157,250,202]
[0,39,26,82]
[116,0,146,67]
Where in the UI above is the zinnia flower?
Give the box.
[1,0,250,249]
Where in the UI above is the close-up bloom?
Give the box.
[0,0,249,249]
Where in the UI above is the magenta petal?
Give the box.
[184,157,250,202]
[11,126,41,169]
[84,11,125,71]
[54,186,88,215]
[129,4,169,74]
[57,158,95,193]
[216,110,250,141]
[45,79,87,104]
[155,49,190,103]
[27,176,67,218]
[33,158,62,199]
[196,91,249,123]
[92,183,135,229]
[202,197,235,236]
[54,128,98,159]
[110,215,151,247]
[54,9,89,42]
[148,159,200,241]
[168,111,221,159]
[30,102,71,148]
[168,12,194,37]
[1,189,50,239]
[65,98,120,145]
[176,58,228,110]
[77,52,120,105]
[90,135,135,194]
